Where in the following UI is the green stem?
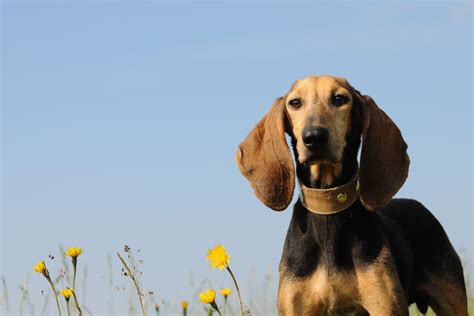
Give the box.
[45,274,62,316]
[71,289,83,316]
[226,266,244,316]
[211,302,222,316]
[117,253,146,316]
[72,257,77,292]
[66,299,71,316]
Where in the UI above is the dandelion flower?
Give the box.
[65,246,83,293]
[207,245,230,270]
[34,260,61,315]
[204,245,244,316]
[199,289,216,304]
[65,247,83,258]
[220,287,232,315]
[220,288,231,297]
[33,260,47,274]
[60,288,73,300]
[199,289,221,315]
[181,300,189,315]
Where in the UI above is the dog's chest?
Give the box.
[279,267,364,315]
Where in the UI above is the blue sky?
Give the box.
[1,1,472,315]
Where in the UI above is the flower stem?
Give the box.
[66,300,71,316]
[45,275,62,316]
[226,266,244,316]
[71,289,83,316]
[210,302,222,316]
[117,253,146,316]
[72,257,77,292]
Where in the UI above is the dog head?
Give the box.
[236,75,409,211]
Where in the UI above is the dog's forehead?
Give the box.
[289,76,350,97]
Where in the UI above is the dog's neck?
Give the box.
[283,154,378,276]
[283,157,379,276]
[296,160,358,190]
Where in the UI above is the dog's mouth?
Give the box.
[300,151,339,166]
[292,138,342,166]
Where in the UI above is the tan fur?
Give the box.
[278,247,408,316]
[309,163,343,188]
[286,77,353,167]
[356,247,409,316]
[278,267,364,315]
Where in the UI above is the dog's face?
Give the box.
[236,75,409,212]
[285,76,354,166]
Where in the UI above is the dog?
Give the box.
[236,76,467,315]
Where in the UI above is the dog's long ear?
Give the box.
[236,97,295,211]
[357,94,410,211]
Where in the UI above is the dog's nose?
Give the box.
[302,127,329,148]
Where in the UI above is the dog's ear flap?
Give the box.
[358,94,410,211]
[236,97,295,211]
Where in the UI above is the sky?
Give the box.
[1,1,472,315]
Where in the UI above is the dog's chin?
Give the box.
[299,154,340,167]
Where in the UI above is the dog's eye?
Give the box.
[332,94,349,107]
[288,99,302,108]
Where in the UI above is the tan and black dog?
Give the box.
[236,76,467,315]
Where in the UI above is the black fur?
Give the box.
[380,199,466,306]
[281,200,386,277]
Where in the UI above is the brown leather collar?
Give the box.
[298,167,359,215]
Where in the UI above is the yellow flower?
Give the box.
[220,287,231,297]
[60,288,73,299]
[207,245,230,270]
[33,260,47,274]
[199,289,216,304]
[180,300,189,309]
[65,247,83,258]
